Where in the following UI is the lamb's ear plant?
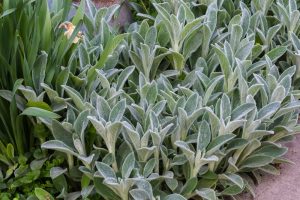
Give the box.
[129,21,170,81]
[152,0,205,72]
[1,0,300,199]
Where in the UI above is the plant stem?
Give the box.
[108,144,118,171]
[112,158,118,172]
[67,154,74,169]
[120,187,129,200]
[139,0,148,14]
[154,147,160,173]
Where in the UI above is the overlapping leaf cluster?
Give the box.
[1,0,300,199]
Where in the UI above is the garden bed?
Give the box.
[0,0,300,199]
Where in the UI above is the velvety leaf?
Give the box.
[145,26,157,49]
[62,85,85,111]
[95,162,117,181]
[197,121,211,151]
[169,51,185,71]
[180,17,203,42]
[109,99,126,122]
[221,185,243,195]
[213,46,231,79]
[41,140,76,156]
[196,188,217,200]
[94,176,121,200]
[130,189,151,200]
[143,158,156,177]
[52,120,74,147]
[146,82,158,105]
[257,102,280,120]
[253,144,288,158]
[203,75,224,105]
[165,178,178,191]
[116,66,135,91]
[266,46,287,62]
[219,174,244,189]
[181,177,197,195]
[164,194,187,200]
[50,167,67,179]
[231,103,255,120]
[239,155,274,169]
[206,134,236,155]
[121,152,135,178]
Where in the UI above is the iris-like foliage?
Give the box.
[0,0,86,197]
[1,0,300,199]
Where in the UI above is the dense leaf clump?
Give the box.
[0,0,300,199]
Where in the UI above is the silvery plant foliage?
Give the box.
[4,0,300,199]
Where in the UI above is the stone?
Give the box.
[75,0,132,29]
[48,0,132,29]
